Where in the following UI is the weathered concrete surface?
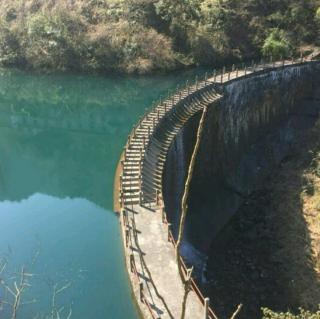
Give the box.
[122,204,204,319]
[163,62,320,260]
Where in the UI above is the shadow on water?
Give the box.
[204,118,320,319]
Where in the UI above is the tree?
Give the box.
[175,104,208,319]
[262,28,293,59]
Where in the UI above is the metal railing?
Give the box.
[118,56,319,319]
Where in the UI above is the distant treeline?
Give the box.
[0,0,319,74]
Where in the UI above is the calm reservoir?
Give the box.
[0,68,204,319]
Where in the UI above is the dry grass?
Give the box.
[272,118,320,309]
[301,122,320,277]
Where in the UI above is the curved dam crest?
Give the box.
[115,60,320,319]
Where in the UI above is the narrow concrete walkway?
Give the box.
[122,203,204,319]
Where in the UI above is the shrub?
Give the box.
[316,7,320,23]
[315,7,320,40]
[82,20,176,73]
[261,306,320,319]
[124,25,176,72]
[262,29,293,59]
[187,26,229,65]
[0,19,24,66]
[25,10,86,70]
[81,23,122,72]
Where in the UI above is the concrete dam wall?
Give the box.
[163,63,320,258]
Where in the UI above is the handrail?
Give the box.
[162,208,215,312]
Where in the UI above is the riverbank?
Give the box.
[0,0,319,74]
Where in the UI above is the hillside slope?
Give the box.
[0,0,319,73]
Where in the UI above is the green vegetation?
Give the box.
[262,29,293,59]
[262,307,320,319]
[0,0,319,73]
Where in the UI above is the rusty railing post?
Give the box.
[122,208,127,226]
[120,190,125,208]
[161,205,165,223]
[119,174,123,191]
[203,298,210,319]
[130,253,134,272]
[167,223,171,242]
[139,158,142,174]
[139,174,142,190]
[142,135,146,149]
[125,227,129,247]
[139,282,144,302]
[156,190,160,206]
[123,147,127,161]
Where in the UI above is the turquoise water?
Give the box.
[0,68,206,318]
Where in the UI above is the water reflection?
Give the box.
[0,67,207,318]
[0,193,132,318]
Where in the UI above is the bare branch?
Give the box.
[21,299,37,305]
[176,105,209,319]
[230,304,243,319]
[0,258,8,274]
[56,282,71,295]
[66,306,72,319]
